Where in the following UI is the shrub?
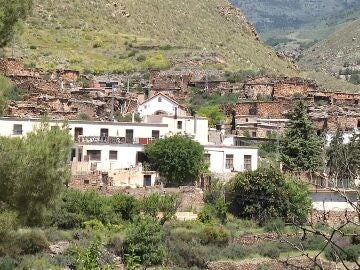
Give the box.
[16,255,60,270]
[0,210,18,236]
[198,205,215,224]
[199,225,230,246]
[110,193,139,221]
[0,256,18,270]
[226,168,311,223]
[108,233,125,256]
[17,230,49,255]
[124,216,166,266]
[259,244,280,259]
[83,219,105,231]
[264,218,285,232]
[136,54,146,62]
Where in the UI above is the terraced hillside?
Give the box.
[5,0,296,75]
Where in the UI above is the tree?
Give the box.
[226,168,312,223]
[141,192,180,225]
[280,100,324,173]
[0,122,72,225]
[197,105,225,127]
[327,130,360,187]
[124,216,166,267]
[144,135,206,186]
[0,76,13,116]
[0,0,33,48]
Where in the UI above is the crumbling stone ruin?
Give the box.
[0,58,138,120]
[224,76,360,135]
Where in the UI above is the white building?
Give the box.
[137,93,187,117]
[0,116,259,187]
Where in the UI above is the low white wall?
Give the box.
[311,191,358,211]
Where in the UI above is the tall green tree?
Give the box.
[144,135,206,186]
[280,101,324,172]
[0,122,72,225]
[0,0,33,48]
[0,75,13,116]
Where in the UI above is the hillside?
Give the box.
[232,0,360,57]
[299,18,360,75]
[4,0,296,75]
[231,0,360,35]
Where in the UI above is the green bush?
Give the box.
[83,219,105,231]
[264,218,285,232]
[108,233,125,256]
[258,244,280,259]
[0,210,18,236]
[0,256,18,270]
[16,255,60,270]
[18,230,49,255]
[198,205,215,224]
[110,193,139,221]
[199,225,230,246]
[124,216,166,266]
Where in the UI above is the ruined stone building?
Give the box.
[224,76,360,138]
[0,58,138,120]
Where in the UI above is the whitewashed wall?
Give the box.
[311,191,358,211]
[138,95,186,117]
[204,145,258,173]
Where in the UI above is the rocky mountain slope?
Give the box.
[299,18,360,75]
[5,0,296,75]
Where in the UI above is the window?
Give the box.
[126,129,134,143]
[358,119,360,128]
[87,150,101,161]
[158,97,162,102]
[74,127,83,141]
[13,124,23,135]
[249,107,257,116]
[252,131,257,138]
[152,130,160,139]
[84,180,90,185]
[244,155,252,171]
[177,121,183,129]
[225,154,234,170]
[204,153,211,164]
[109,150,118,160]
[100,128,109,137]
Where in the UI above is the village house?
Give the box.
[137,93,188,118]
[0,116,259,187]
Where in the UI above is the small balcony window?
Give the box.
[13,124,23,135]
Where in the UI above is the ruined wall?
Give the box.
[0,58,41,77]
[224,101,286,119]
[150,71,192,92]
[273,82,309,98]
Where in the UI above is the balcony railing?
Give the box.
[76,136,155,145]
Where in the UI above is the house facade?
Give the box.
[137,93,187,117]
[0,117,258,187]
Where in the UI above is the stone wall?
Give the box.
[224,101,286,119]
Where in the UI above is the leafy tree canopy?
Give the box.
[327,130,360,187]
[0,0,33,47]
[0,122,72,226]
[226,167,312,223]
[144,135,206,186]
[197,105,226,127]
[280,100,324,172]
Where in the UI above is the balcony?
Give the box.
[76,136,155,145]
